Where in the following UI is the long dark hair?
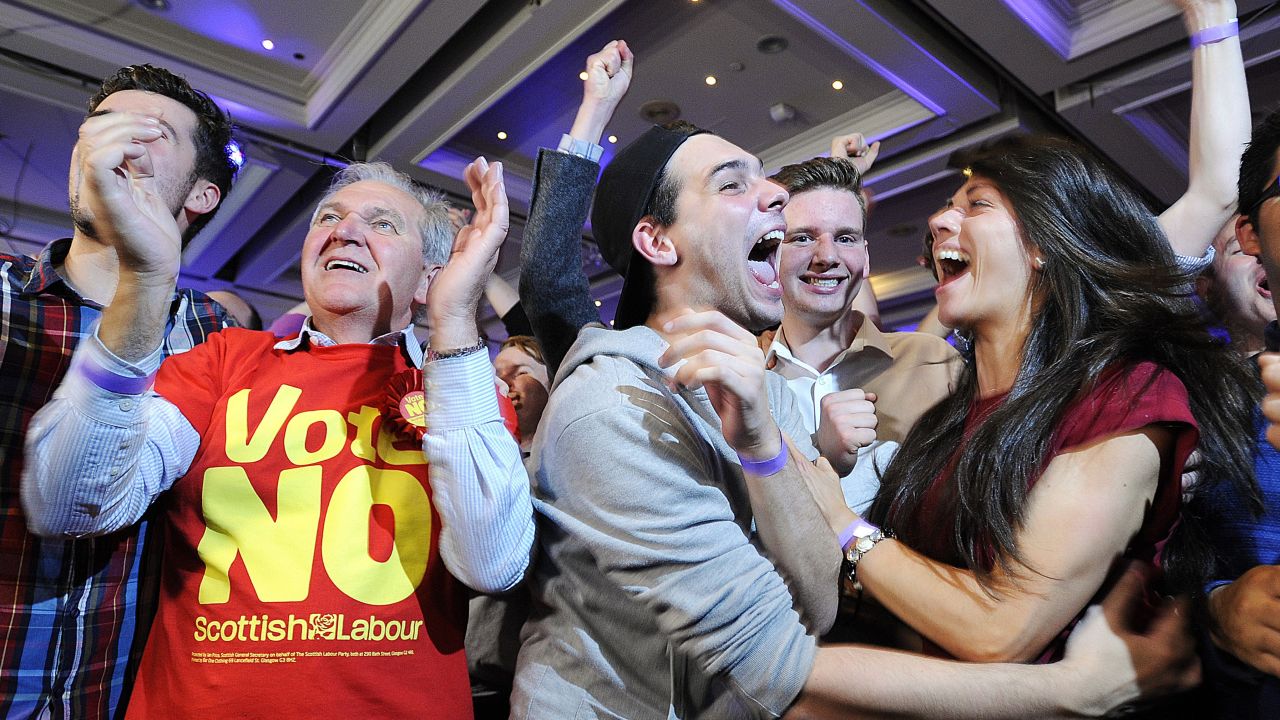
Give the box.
[868,135,1260,593]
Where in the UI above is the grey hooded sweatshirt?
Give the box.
[510,324,822,719]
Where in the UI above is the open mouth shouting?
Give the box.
[749,228,783,294]
[935,247,971,286]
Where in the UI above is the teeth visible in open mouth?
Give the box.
[758,229,784,245]
[808,278,840,288]
[935,249,971,264]
[750,229,784,269]
[325,259,368,273]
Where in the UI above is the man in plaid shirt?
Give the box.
[0,64,236,718]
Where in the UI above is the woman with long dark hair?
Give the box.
[808,135,1259,662]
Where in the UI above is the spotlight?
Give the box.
[832,80,844,90]
[226,140,245,171]
[705,75,717,86]
[261,39,275,51]
[497,131,508,140]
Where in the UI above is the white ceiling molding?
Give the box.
[0,49,92,111]
[300,0,424,128]
[998,0,1072,57]
[1,2,302,100]
[1057,11,1280,113]
[998,0,1178,60]
[1,0,448,135]
[758,91,935,171]
[0,2,309,123]
[369,0,627,163]
[1069,0,1179,60]
[864,114,1025,202]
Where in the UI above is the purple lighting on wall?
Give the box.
[999,0,1072,59]
[1121,111,1189,169]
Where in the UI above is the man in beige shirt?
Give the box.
[763,151,961,510]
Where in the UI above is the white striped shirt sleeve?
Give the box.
[423,349,534,593]
[22,334,200,536]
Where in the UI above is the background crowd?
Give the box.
[3,0,1280,718]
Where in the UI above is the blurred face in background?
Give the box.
[495,341,550,445]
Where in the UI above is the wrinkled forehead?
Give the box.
[321,180,424,221]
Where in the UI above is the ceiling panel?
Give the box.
[1,0,1276,333]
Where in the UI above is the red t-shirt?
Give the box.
[905,361,1198,660]
[129,328,472,718]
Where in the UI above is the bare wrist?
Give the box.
[117,267,178,293]
[568,101,616,145]
[428,318,480,353]
[1183,2,1237,34]
[1046,662,1106,718]
[736,426,783,464]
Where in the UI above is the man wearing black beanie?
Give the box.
[512,40,1202,720]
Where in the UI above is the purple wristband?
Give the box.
[76,352,156,395]
[737,432,788,476]
[1190,19,1238,50]
[838,517,881,551]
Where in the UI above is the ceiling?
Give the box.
[2,0,1279,336]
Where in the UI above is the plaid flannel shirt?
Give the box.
[0,238,230,719]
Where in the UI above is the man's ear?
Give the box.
[1238,214,1263,258]
[183,179,221,218]
[418,264,443,306]
[632,218,678,267]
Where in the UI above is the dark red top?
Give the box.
[904,361,1198,661]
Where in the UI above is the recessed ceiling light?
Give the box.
[832,80,844,90]
[261,39,275,50]
[756,35,788,54]
[705,75,717,86]
[594,299,602,307]
[607,135,618,144]
[136,0,169,10]
[497,131,508,140]
[579,71,588,81]
[639,99,682,124]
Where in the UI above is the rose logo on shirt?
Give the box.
[310,613,338,639]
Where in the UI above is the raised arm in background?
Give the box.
[518,41,632,377]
